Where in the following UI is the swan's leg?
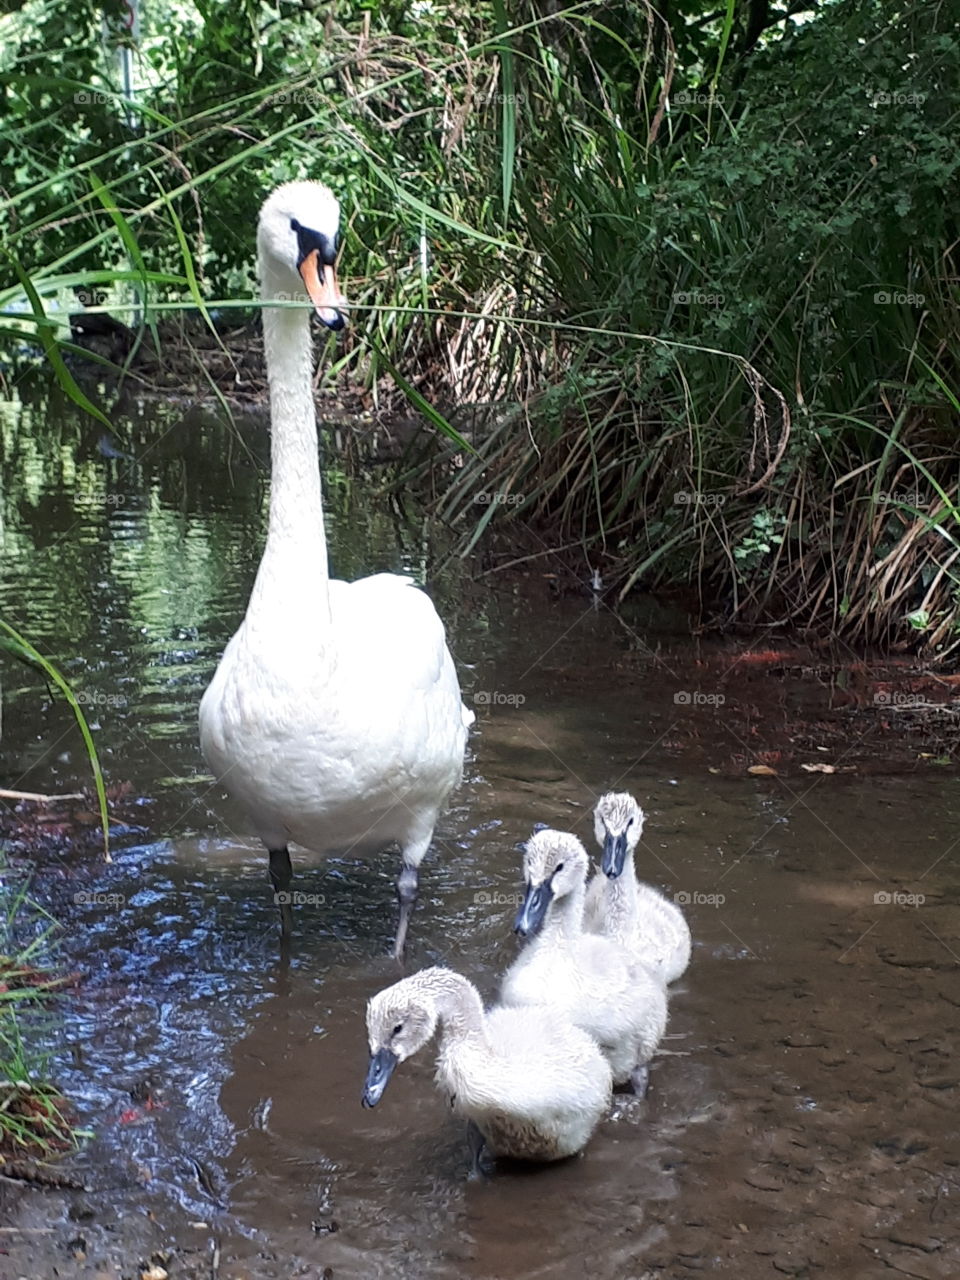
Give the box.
[268,846,294,935]
[392,862,419,960]
[393,835,431,959]
[630,1063,650,1097]
[466,1121,490,1180]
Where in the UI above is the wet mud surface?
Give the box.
[1,394,958,1279]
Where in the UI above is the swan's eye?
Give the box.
[627,817,634,829]
[555,862,565,874]
[391,1023,403,1037]
[290,217,301,232]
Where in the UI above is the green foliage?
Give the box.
[0,621,112,860]
[0,0,958,646]
[0,857,77,1157]
[734,510,786,573]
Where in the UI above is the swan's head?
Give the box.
[362,977,438,1108]
[594,791,645,879]
[257,180,347,330]
[514,829,589,939]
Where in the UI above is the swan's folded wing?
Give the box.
[331,574,463,696]
[476,1008,611,1111]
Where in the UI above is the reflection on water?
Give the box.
[2,384,959,1279]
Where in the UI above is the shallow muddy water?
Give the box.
[1,389,958,1280]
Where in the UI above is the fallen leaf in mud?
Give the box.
[801,763,836,774]
[747,765,779,776]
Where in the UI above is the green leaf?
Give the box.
[362,336,474,454]
[3,254,112,430]
[0,620,111,862]
[492,0,517,226]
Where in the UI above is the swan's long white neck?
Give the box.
[427,970,488,1048]
[541,878,586,948]
[605,846,639,924]
[245,264,332,634]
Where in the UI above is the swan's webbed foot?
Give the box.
[466,1121,491,1180]
[269,846,294,936]
[630,1063,650,1098]
[392,862,419,960]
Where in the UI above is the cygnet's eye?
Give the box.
[627,817,634,829]
[391,1023,403,1037]
[554,862,565,874]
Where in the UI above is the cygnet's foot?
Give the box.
[466,1121,492,1180]
[630,1064,650,1097]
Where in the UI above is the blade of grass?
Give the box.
[361,335,475,453]
[492,0,517,226]
[4,255,112,431]
[0,621,111,862]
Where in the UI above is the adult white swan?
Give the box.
[199,181,474,955]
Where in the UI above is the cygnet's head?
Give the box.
[362,975,438,1108]
[593,791,645,879]
[514,829,589,939]
[257,180,347,330]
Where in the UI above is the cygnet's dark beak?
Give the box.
[514,879,554,939]
[602,831,629,879]
[361,1047,398,1108]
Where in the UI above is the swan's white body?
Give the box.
[501,830,668,1089]
[199,182,472,947]
[364,967,612,1163]
[584,793,691,984]
[201,576,470,853]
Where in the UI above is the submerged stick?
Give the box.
[0,788,86,803]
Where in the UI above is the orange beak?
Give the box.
[298,249,346,330]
